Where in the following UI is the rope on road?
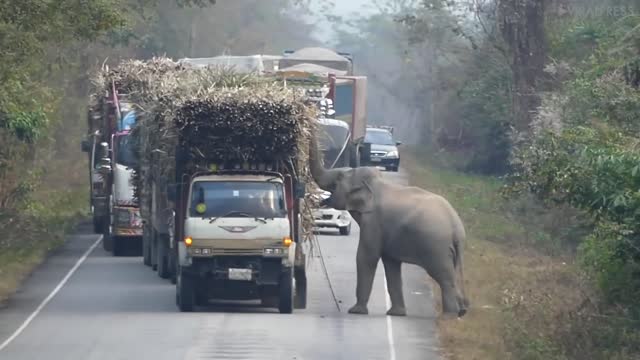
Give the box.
[314,232,342,312]
[304,198,342,312]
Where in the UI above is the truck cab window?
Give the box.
[190,181,287,219]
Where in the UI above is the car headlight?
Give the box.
[385,150,399,158]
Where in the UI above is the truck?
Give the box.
[170,147,308,313]
[278,47,369,168]
[178,48,369,170]
[82,80,143,256]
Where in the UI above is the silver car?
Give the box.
[311,190,352,235]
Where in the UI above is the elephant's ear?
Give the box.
[346,181,374,213]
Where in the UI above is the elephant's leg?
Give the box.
[348,242,380,315]
[423,262,461,318]
[382,256,406,316]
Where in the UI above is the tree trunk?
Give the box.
[499,0,548,134]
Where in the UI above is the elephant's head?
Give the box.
[309,134,381,213]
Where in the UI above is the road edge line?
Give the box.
[384,275,397,360]
[0,236,102,352]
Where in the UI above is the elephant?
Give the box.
[309,136,469,318]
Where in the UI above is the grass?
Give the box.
[402,149,601,360]
[0,188,89,304]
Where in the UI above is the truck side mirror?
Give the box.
[396,141,402,146]
[98,142,109,158]
[167,184,177,202]
[295,182,306,199]
[81,139,91,153]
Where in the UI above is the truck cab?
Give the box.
[174,169,305,313]
[100,103,143,255]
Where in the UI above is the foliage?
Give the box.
[506,9,640,317]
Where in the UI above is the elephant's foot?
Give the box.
[440,311,459,320]
[386,306,407,316]
[348,304,369,315]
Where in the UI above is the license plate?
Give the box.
[370,157,381,162]
[228,268,252,281]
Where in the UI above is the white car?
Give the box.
[311,191,352,236]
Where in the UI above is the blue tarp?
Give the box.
[119,110,137,131]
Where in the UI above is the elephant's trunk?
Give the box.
[309,131,341,191]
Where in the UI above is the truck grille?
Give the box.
[322,214,333,220]
[216,249,263,255]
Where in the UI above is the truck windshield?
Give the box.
[189,181,287,219]
[319,124,350,169]
[365,130,395,146]
[114,134,138,168]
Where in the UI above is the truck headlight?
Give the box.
[385,150,399,158]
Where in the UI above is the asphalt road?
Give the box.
[0,169,442,360]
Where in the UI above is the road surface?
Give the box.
[0,169,442,360]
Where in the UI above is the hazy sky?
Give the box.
[309,0,378,44]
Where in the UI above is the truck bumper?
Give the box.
[181,256,290,301]
[113,227,143,237]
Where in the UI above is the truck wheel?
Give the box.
[176,270,195,312]
[169,248,177,284]
[339,223,351,236]
[112,236,125,256]
[93,216,104,234]
[150,230,158,271]
[195,287,208,307]
[157,237,170,279]
[142,231,151,266]
[102,233,113,253]
[294,267,307,309]
[278,268,294,314]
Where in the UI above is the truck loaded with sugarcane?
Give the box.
[90,58,315,313]
[179,47,370,170]
[81,80,143,256]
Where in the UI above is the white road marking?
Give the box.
[0,236,102,352]
[383,274,397,360]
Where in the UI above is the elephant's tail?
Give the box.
[453,225,470,310]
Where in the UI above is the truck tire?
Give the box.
[102,234,113,253]
[195,287,208,307]
[142,230,152,266]
[150,230,158,271]
[169,248,177,284]
[157,236,170,279]
[278,268,294,314]
[112,236,125,256]
[294,266,307,309]
[93,216,104,234]
[176,270,195,312]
